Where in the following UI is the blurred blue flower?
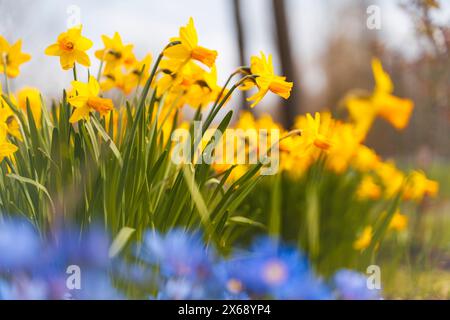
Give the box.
[140,229,215,281]
[222,237,331,299]
[333,269,381,300]
[136,229,230,299]
[47,225,110,269]
[0,219,41,270]
[0,277,49,300]
[0,218,118,300]
[156,278,211,300]
[69,271,123,300]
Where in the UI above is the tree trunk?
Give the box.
[272,0,300,128]
[232,0,250,111]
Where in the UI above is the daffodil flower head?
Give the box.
[0,35,31,78]
[375,161,405,198]
[296,112,333,151]
[352,145,380,172]
[95,32,135,73]
[388,211,408,232]
[163,17,218,70]
[0,122,18,162]
[345,58,414,138]
[326,122,361,173]
[0,85,21,140]
[129,54,152,84]
[403,170,439,201]
[45,25,93,70]
[353,226,373,251]
[68,76,113,123]
[245,52,293,108]
[101,67,135,95]
[357,175,382,200]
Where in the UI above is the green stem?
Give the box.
[73,64,78,81]
[2,58,10,95]
[96,59,104,82]
[204,67,245,126]
[202,74,256,133]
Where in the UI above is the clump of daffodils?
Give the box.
[0,17,439,299]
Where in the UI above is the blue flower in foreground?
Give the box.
[222,237,332,299]
[138,229,226,299]
[69,271,123,300]
[0,278,48,300]
[141,229,214,281]
[47,225,111,270]
[333,269,381,300]
[0,219,41,270]
[0,218,120,300]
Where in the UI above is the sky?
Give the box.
[1,0,449,109]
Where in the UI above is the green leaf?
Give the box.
[91,116,123,166]
[227,216,266,230]
[109,227,135,258]
[7,173,55,215]
[182,165,210,225]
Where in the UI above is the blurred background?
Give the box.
[0,0,449,160]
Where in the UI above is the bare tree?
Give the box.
[272,0,300,128]
[232,0,250,110]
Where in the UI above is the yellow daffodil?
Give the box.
[327,123,360,173]
[357,175,382,200]
[389,211,408,232]
[95,32,135,73]
[353,226,373,251]
[375,161,405,198]
[0,36,31,78]
[17,87,42,127]
[0,122,18,162]
[346,58,414,137]
[185,66,228,108]
[0,84,21,140]
[128,54,152,86]
[101,67,136,95]
[234,111,257,130]
[352,145,380,172]
[295,112,333,151]
[403,171,439,201]
[163,17,217,70]
[68,76,113,123]
[244,52,293,107]
[45,26,93,70]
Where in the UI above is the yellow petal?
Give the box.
[69,105,91,123]
[88,76,100,96]
[68,95,89,109]
[77,36,93,51]
[75,50,91,67]
[372,58,393,94]
[376,94,414,130]
[0,142,18,158]
[163,44,191,61]
[60,53,76,70]
[247,87,269,108]
[179,17,198,49]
